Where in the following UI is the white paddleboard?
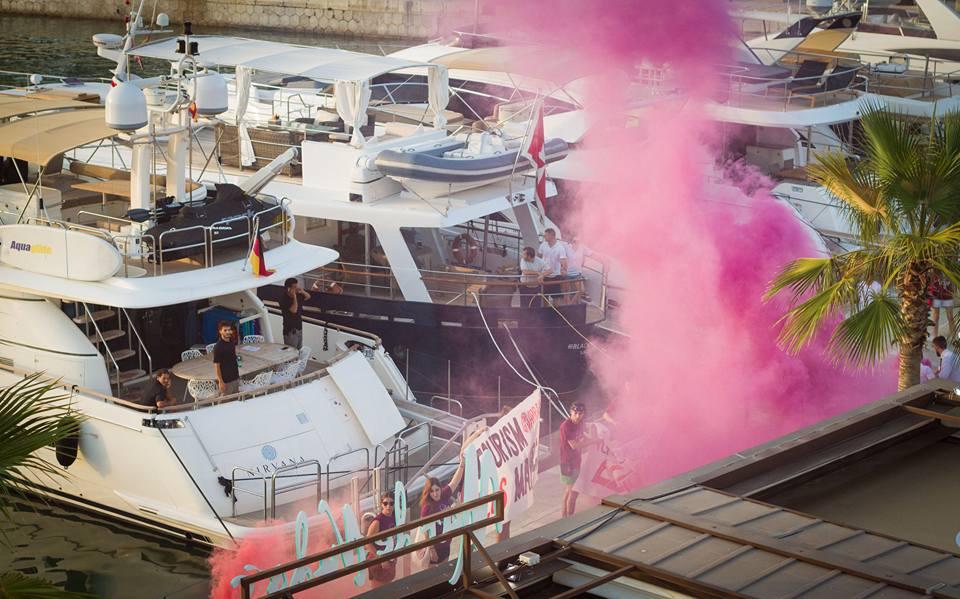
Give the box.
[0,224,123,281]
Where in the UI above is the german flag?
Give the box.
[248,233,275,277]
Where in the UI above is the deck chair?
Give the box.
[790,66,861,107]
[766,60,828,96]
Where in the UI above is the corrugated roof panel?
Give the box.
[614,523,706,565]
[739,560,832,596]
[695,548,788,589]
[737,509,814,536]
[795,573,887,599]
[653,487,735,513]
[703,498,781,525]
[865,586,929,598]
[653,536,745,576]
[827,533,905,561]
[782,520,863,547]
[907,554,960,585]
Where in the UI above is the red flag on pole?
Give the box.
[248,233,275,277]
[523,101,547,213]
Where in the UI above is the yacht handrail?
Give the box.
[405,412,501,487]
[231,466,268,519]
[0,346,352,416]
[82,302,121,394]
[270,459,322,518]
[120,307,153,377]
[263,303,383,349]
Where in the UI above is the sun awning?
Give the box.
[0,109,113,165]
[129,36,429,82]
[0,95,101,121]
[433,46,587,85]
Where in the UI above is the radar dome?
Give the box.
[105,82,148,131]
[192,72,228,116]
[92,33,123,50]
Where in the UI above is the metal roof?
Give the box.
[562,487,960,598]
[129,36,431,83]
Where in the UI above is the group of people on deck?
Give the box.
[519,228,592,305]
[136,277,313,409]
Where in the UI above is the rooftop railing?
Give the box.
[4,197,291,278]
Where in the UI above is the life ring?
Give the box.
[450,233,480,265]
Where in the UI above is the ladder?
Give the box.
[73,302,153,396]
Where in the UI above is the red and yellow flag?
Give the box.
[249,234,275,277]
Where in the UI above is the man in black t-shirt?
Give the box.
[213,320,240,396]
[139,369,175,409]
[278,277,310,349]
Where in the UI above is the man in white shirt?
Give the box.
[538,228,568,277]
[933,336,960,383]
[565,234,592,278]
[519,246,548,307]
[538,228,568,300]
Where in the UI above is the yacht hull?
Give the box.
[261,286,596,412]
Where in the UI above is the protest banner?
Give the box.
[471,389,541,522]
[573,422,632,498]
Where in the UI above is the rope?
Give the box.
[471,292,568,420]
[538,293,608,356]
[469,292,540,389]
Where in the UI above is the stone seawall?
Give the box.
[0,0,474,40]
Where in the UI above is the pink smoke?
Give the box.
[208,497,369,599]
[476,0,894,485]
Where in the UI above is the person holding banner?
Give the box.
[418,428,483,564]
[365,491,398,588]
[560,402,599,518]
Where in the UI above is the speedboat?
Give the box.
[0,33,482,547]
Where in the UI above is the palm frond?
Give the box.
[829,291,903,367]
[0,374,79,524]
[808,151,888,220]
[776,282,856,354]
[0,570,95,598]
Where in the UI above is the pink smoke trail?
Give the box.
[475,0,894,485]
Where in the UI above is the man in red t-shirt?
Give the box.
[559,402,599,517]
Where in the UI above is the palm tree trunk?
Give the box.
[897,263,930,390]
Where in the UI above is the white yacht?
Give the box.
[12,11,611,406]
[0,45,476,547]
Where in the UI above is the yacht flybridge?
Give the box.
[0,33,480,547]
[6,11,609,405]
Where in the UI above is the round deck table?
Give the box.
[170,343,298,381]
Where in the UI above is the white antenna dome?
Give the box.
[29,74,42,86]
[92,33,123,50]
[105,82,148,131]
[156,13,170,27]
[192,72,228,116]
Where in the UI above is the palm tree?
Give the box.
[0,374,92,598]
[766,106,960,390]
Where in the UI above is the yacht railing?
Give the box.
[714,47,960,111]
[305,260,588,307]
[270,459,322,519]
[18,198,291,277]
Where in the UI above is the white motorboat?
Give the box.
[0,33,483,548]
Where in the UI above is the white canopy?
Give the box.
[131,36,450,144]
[130,36,433,84]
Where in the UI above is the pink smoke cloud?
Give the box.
[475,0,894,485]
